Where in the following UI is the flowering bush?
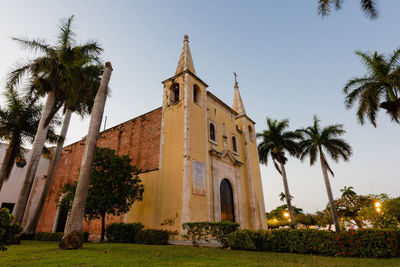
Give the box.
[227,228,400,258]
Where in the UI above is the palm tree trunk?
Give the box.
[24,109,73,235]
[0,137,21,192]
[279,162,295,229]
[13,90,56,225]
[101,212,105,242]
[59,62,112,250]
[319,154,341,233]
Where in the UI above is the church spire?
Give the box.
[232,72,246,115]
[175,35,196,75]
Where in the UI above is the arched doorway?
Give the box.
[220,179,235,222]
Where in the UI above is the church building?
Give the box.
[34,36,267,237]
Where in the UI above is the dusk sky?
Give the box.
[0,1,399,213]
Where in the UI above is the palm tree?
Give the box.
[9,16,102,225]
[318,0,377,19]
[340,186,356,199]
[297,115,352,233]
[343,49,400,126]
[257,118,301,229]
[59,62,112,250]
[24,64,103,235]
[0,90,58,191]
[279,192,293,202]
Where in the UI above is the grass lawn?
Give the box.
[1,241,400,267]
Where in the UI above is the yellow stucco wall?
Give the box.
[125,71,267,234]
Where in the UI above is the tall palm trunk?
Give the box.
[14,91,56,225]
[24,109,73,235]
[279,162,295,229]
[319,153,341,233]
[59,62,112,250]
[0,137,21,191]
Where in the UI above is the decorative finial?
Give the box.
[233,72,239,88]
[184,35,189,42]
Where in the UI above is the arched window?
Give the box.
[193,84,201,105]
[169,83,180,104]
[209,123,216,142]
[248,125,254,142]
[220,179,235,222]
[232,136,237,153]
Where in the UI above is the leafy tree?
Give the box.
[360,195,400,229]
[9,15,103,225]
[318,0,377,19]
[297,115,352,233]
[295,213,320,228]
[59,147,143,243]
[257,118,302,229]
[343,49,400,126]
[0,90,59,191]
[266,204,303,229]
[0,208,22,252]
[334,187,373,228]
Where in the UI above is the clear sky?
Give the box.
[0,1,399,213]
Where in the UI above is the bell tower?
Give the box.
[158,35,209,233]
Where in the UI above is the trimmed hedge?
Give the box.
[0,208,23,251]
[34,232,89,242]
[227,229,400,258]
[135,229,169,245]
[106,223,144,243]
[182,221,240,247]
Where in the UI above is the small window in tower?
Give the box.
[248,125,254,142]
[209,123,216,142]
[193,84,201,105]
[169,83,180,105]
[232,136,237,153]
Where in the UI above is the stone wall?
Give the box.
[35,107,162,235]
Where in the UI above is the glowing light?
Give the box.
[376,207,381,213]
[283,212,289,218]
[375,201,381,208]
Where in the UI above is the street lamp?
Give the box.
[283,211,289,218]
[375,201,381,213]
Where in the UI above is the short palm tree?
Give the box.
[9,15,103,225]
[0,90,58,191]
[343,49,400,126]
[318,0,377,19]
[297,115,352,233]
[340,186,356,199]
[257,118,301,229]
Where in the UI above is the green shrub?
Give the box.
[34,231,89,242]
[182,221,239,247]
[265,229,336,255]
[0,208,22,251]
[228,230,266,251]
[335,229,400,258]
[227,228,400,258]
[135,229,169,245]
[105,223,144,243]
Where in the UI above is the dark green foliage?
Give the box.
[59,147,144,241]
[227,229,400,258]
[105,223,144,243]
[227,230,266,251]
[0,208,23,251]
[135,229,169,245]
[34,232,89,242]
[335,229,400,258]
[343,49,400,126]
[317,0,377,19]
[182,221,239,247]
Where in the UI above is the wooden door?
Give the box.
[220,179,235,222]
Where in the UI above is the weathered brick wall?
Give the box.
[36,107,162,235]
